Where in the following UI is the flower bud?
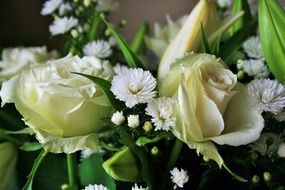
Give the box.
[103,146,142,182]
[263,172,271,182]
[0,142,17,190]
[151,146,159,156]
[143,121,153,132]
[252,175,260,184]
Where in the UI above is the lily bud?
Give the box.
[102,146,141,182]
[0,142,17,190]
[158,0,243,81]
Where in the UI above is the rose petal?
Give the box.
[209,83,264,146]
[0,76,18,107]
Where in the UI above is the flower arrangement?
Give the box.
[1,0,285,189]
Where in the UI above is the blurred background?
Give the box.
[0,0,197,49]
[1,0,284,49]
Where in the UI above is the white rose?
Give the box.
[159,53,264,167]
[0,46,58,81]
[0,55,114,153]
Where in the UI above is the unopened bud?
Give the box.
[143,121,153,132]
[71,29,79,38]
[83,0,91,7]
[263,172,271,182]
[237,70,244,80]
[252,175,260,184]
[61,184,69,190]
[151,146,159,156]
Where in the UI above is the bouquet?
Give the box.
[1,0,285,189]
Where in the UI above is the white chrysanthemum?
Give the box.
[216,0,232,8]
[278,143,285,157]
[111,111,125,125]
[41,0,62,15]
[145,97,176,131]
[95,0,119,12]
[249,132,282,156]
[113,64,129,75]
[49,17,78,36]
[170,167,189,189]
[248,79,285,113]
[131,183,148,190]
[127,115,140,128]
[59,2,72,15]
[83,40,112,59]
[83,184,108,190]
[243,36,264,59]
[238,59,269,79]
[111,68,157,108]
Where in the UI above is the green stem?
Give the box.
[88,12,102,41]
[23,149,48,190]
[67,153,78,190]
[161,139,184,190]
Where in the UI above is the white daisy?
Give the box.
[59,2,72,16]
[131,183,148,190]
[95,0,119,12]
[170,167,189,189]
[49,17,78,36]
[41,0,62,15]
[248,79,285,113]
[111,111,125,125]
[127,115,140,128]
[145,97,176,131]
[82,184,108,190]
[113,64,129,75]
[238,59,269,79]
[83,40,112,59]
[111,68,157,108]
[243,36,264,59]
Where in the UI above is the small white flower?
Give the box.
[127,115,140,128]
[238,59,269,79]
[243,36,264,59]
[83,40,112,59]
[248,79,285,113]
[170,167,189,189]
[131,183,148,190]
[278,143,285,157]
[41,0,62,15]
[111,111,125,125]
[59,2,72,16]
[82,184,108,190]
[216,0,232,8]
[111,68,157,108]
[145,97,176,131]
[49,17,78,36]
[113,64,129,75]
[95,0,119,12]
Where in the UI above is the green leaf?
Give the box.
[136,132,170,146]
[88,12,102,41]
[100,14,144,68]
[201,23,211,54]
[223,163,248,182]
[79,154,116,190]
[72,72,124,110]
[130,22,149,54]
[229,0,252,36]
[219,19,257,62]
[20,142,42,152]
[22,149,49,190]
[259,0,285,82]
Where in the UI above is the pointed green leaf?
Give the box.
[130,22,149,54]
[201,23,211,54]
[88,12,103,41]
[100,14,144,68]
[72,72,124,110]
[79,154,116,190]
[136,132,170,146]
[259,0,285,82]
[20,143,42,152]
[229,0,252,36]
